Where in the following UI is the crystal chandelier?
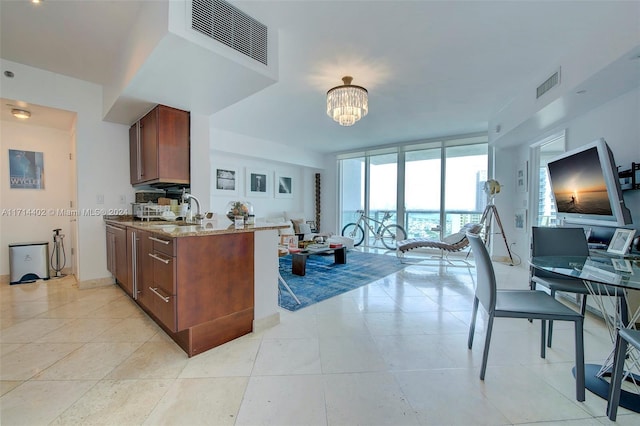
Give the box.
[326,76,368,126]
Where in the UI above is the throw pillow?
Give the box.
[291,218,305,234]
[298,223,312,234]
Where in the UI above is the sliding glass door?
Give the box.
[339,134,489,245]
[404,145,442,239]
[340,156,365,228]
[532,131,565,226]
[444,144,487,235]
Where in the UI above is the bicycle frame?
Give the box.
[354,210,390,242]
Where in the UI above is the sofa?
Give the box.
[265,212,354,249]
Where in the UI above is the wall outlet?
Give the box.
[96,194,104,204]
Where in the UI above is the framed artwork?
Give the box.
[514,209,527,232]
[9,149,44,189]
[213,166,238,195]
[246,168,270,197]
[516,161,528,193]
[607,228,636,255]
[280,235,298,249]
[275,173,293,198]
[611,258,633,273]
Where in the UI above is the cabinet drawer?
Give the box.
[149,251,176,295]
[148,286,177,332]
[148,234,175,256]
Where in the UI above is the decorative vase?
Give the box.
[225,201,253,222]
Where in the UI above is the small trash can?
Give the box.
[9,242,50,284]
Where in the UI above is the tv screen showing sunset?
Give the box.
[547,147,613,215]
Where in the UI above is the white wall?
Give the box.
[0,121,73,276]
[0,60,134,283]
[489,16,639,144]
[208,150,321,225]
[207,128,325,228]
[494,87,640,263]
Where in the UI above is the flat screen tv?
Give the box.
[546,138,632,227]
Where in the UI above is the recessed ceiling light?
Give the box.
[32,0,44,4]
[12,108,31,119]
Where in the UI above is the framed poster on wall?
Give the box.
[9,149,44,189]
[213,166,239,195]
[275,173,293,198]
[246,168,271,197]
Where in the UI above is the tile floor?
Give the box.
[1,253,639,425]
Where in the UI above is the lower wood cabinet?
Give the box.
[127,228,153,311]
[106,223,255,357]
[107,224,128,292]
[147,234,177,332]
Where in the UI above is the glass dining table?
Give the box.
[531,254,640,413]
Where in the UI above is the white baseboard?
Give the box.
[77,276,114,290]
[253,312,280,333]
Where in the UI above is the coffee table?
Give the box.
[291,246,347,276]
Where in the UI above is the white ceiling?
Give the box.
[1,1,639,153]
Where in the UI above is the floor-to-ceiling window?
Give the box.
[531,131,565,227]
[339,156,365,227]
[339,134,488,244]
[443,143,487,235]
[404,143,442,239]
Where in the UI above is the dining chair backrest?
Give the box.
[531,226,589,278]
[531,226,589,256]
[467,233,496,314]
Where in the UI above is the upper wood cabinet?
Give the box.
[130,105,190,186]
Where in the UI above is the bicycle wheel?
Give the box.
[380,224,407,250]
[341,223,365,246]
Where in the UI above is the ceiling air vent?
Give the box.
[191,0,268,66]
[536,68,561,99]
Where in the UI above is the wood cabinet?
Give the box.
[126,228,153,308]
[147,234,177,331]
[129,105,190,186]
[106,223,255,357]
[106,224,128,290]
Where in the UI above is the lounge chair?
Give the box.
[396,223,482,265]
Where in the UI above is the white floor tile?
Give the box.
[179,336,261,378]
[235,375,327,425]
[395,369,510,425]
[0,342,83,380]
[50,379,173,425]
[252,338,322,375]
[324,371,420,425]
[1,262,639,424]
[319,334,387,374]
[0,380,97,425]
[143,377,248,425]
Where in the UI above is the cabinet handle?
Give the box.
[149,236,170,245]
[138,123,144,177]
[149,287,170,303]
[148,253,171,264]
[131,232,137,299]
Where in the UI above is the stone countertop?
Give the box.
[104,216,289,238]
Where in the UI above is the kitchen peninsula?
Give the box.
[104,217,287,357]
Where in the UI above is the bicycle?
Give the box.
[341,210,407,250]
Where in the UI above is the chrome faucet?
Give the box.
[182,189,203,225]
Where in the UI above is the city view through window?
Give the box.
[340,140,488,246]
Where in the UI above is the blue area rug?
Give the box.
[278,251,406,311]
